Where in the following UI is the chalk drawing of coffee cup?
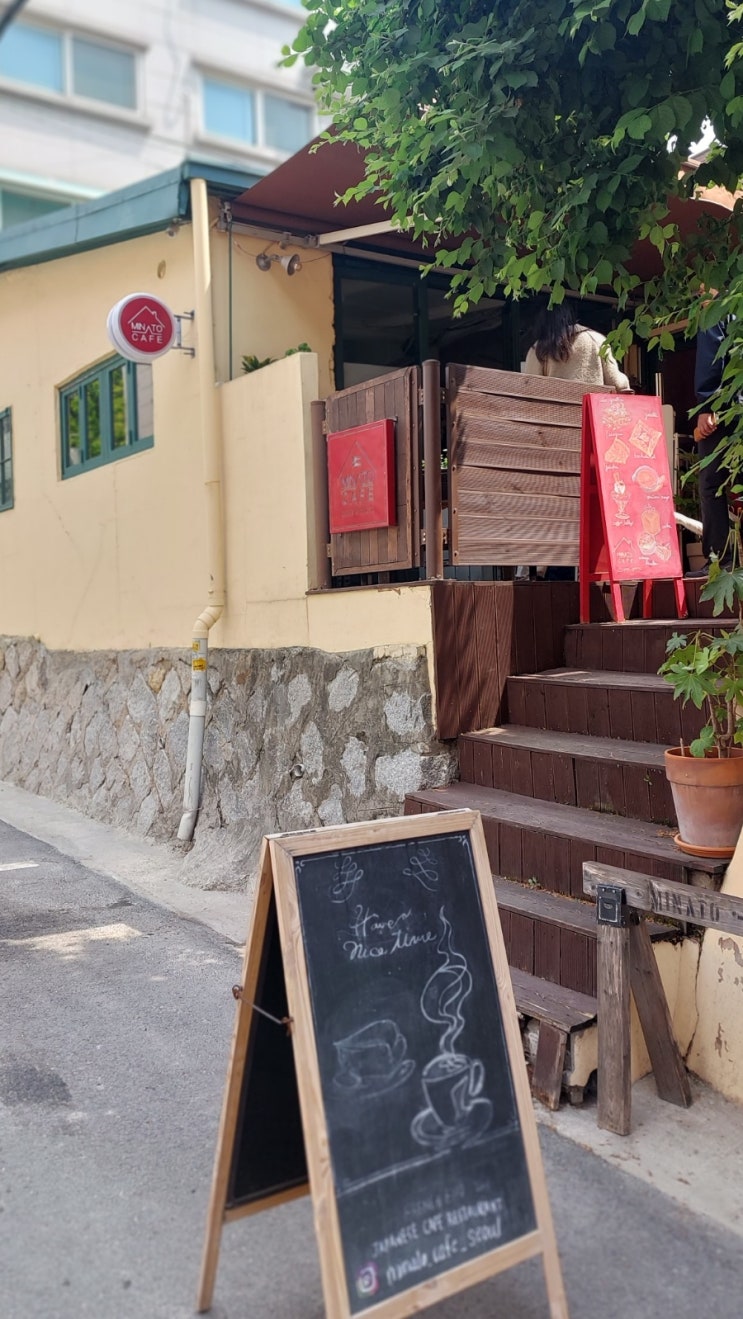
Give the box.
[411,1052,492,1151]
[333,1019,414,1096]
[423,1053,483,1126]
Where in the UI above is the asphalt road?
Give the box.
[1,817,741,1319]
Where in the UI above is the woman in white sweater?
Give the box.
[524,304,631,391]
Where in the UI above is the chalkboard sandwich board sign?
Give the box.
[197,809,568,1318]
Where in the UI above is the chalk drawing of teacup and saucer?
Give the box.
[410,1051,493,1152]
[332,1019,416,1098]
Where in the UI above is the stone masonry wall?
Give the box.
[0,638,456,891]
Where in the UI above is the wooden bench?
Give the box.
[509,967,597,1111]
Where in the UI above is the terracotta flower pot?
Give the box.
[664,746,743,858]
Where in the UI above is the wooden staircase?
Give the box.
[405,615,731,1106]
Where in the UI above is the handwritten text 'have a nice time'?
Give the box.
[341,906,438,961]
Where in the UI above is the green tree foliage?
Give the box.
[287,1,743,470]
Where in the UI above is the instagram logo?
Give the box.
[355,1263,379,1297]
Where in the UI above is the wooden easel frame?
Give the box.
[196,841,310,1311]
[198,811,569,1319]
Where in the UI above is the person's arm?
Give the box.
[695,323,726,402]
[694,323,726,436]
[591,332,631,391]
[523,346,543,376]
[601,350,631,392]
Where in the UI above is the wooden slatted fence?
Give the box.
[447,364,611,567]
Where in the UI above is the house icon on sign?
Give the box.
[126,305,166,344]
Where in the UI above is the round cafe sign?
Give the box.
[106,292,177,364]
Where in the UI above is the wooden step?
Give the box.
[496,875,598,935]
[493,876,673,941]
[509,967,598,1110]
[510,967,597,1033]
[495,877,599,995]
[493,875,673,997]
[506,667,702,744]
[404,782,728,897]
[564,618,730,675]
[460,725,674,824]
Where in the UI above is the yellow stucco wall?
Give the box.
[0,225,203,650]
[688,844,743,1104]
[215,355,435,660]
[0,209,434,667]
[209,222,335,395]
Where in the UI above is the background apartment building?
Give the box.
[0,0,316,229]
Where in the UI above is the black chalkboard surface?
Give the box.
[226,895,307,1209]
[292,829,535,1313]
[198,811,568,1319]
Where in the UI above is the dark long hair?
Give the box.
[533,304,577,364]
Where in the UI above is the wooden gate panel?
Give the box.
[458,439,582,476]
[457,468,581,498]
[448,364,610,568]
[325,367,420,576]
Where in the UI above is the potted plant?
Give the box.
[659,544,743,857]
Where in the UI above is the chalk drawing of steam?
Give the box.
[421,907,471,1053]
[411,907,492,1150]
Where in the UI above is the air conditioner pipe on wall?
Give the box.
[178,177,226,843]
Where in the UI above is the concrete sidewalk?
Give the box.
[2,778,742,1246]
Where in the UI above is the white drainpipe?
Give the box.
[178,177,226,843]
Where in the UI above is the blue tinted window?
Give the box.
[203,78,255,143]
[72,38,136,109]
[263,94,311,153]
[264,95,312,153]
[0,23,63,93]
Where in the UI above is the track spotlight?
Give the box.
[255,251,302,275]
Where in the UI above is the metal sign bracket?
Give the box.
[174,310,195,356]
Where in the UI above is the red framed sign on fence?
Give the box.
[327,419,397,534]
[579,394,686,623]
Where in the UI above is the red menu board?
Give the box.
[580,394,686,622]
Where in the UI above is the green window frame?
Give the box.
[60,356,153,478]
[0,406,13,511]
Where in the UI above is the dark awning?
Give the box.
[232,137,374,231]
[230,136,432,259]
